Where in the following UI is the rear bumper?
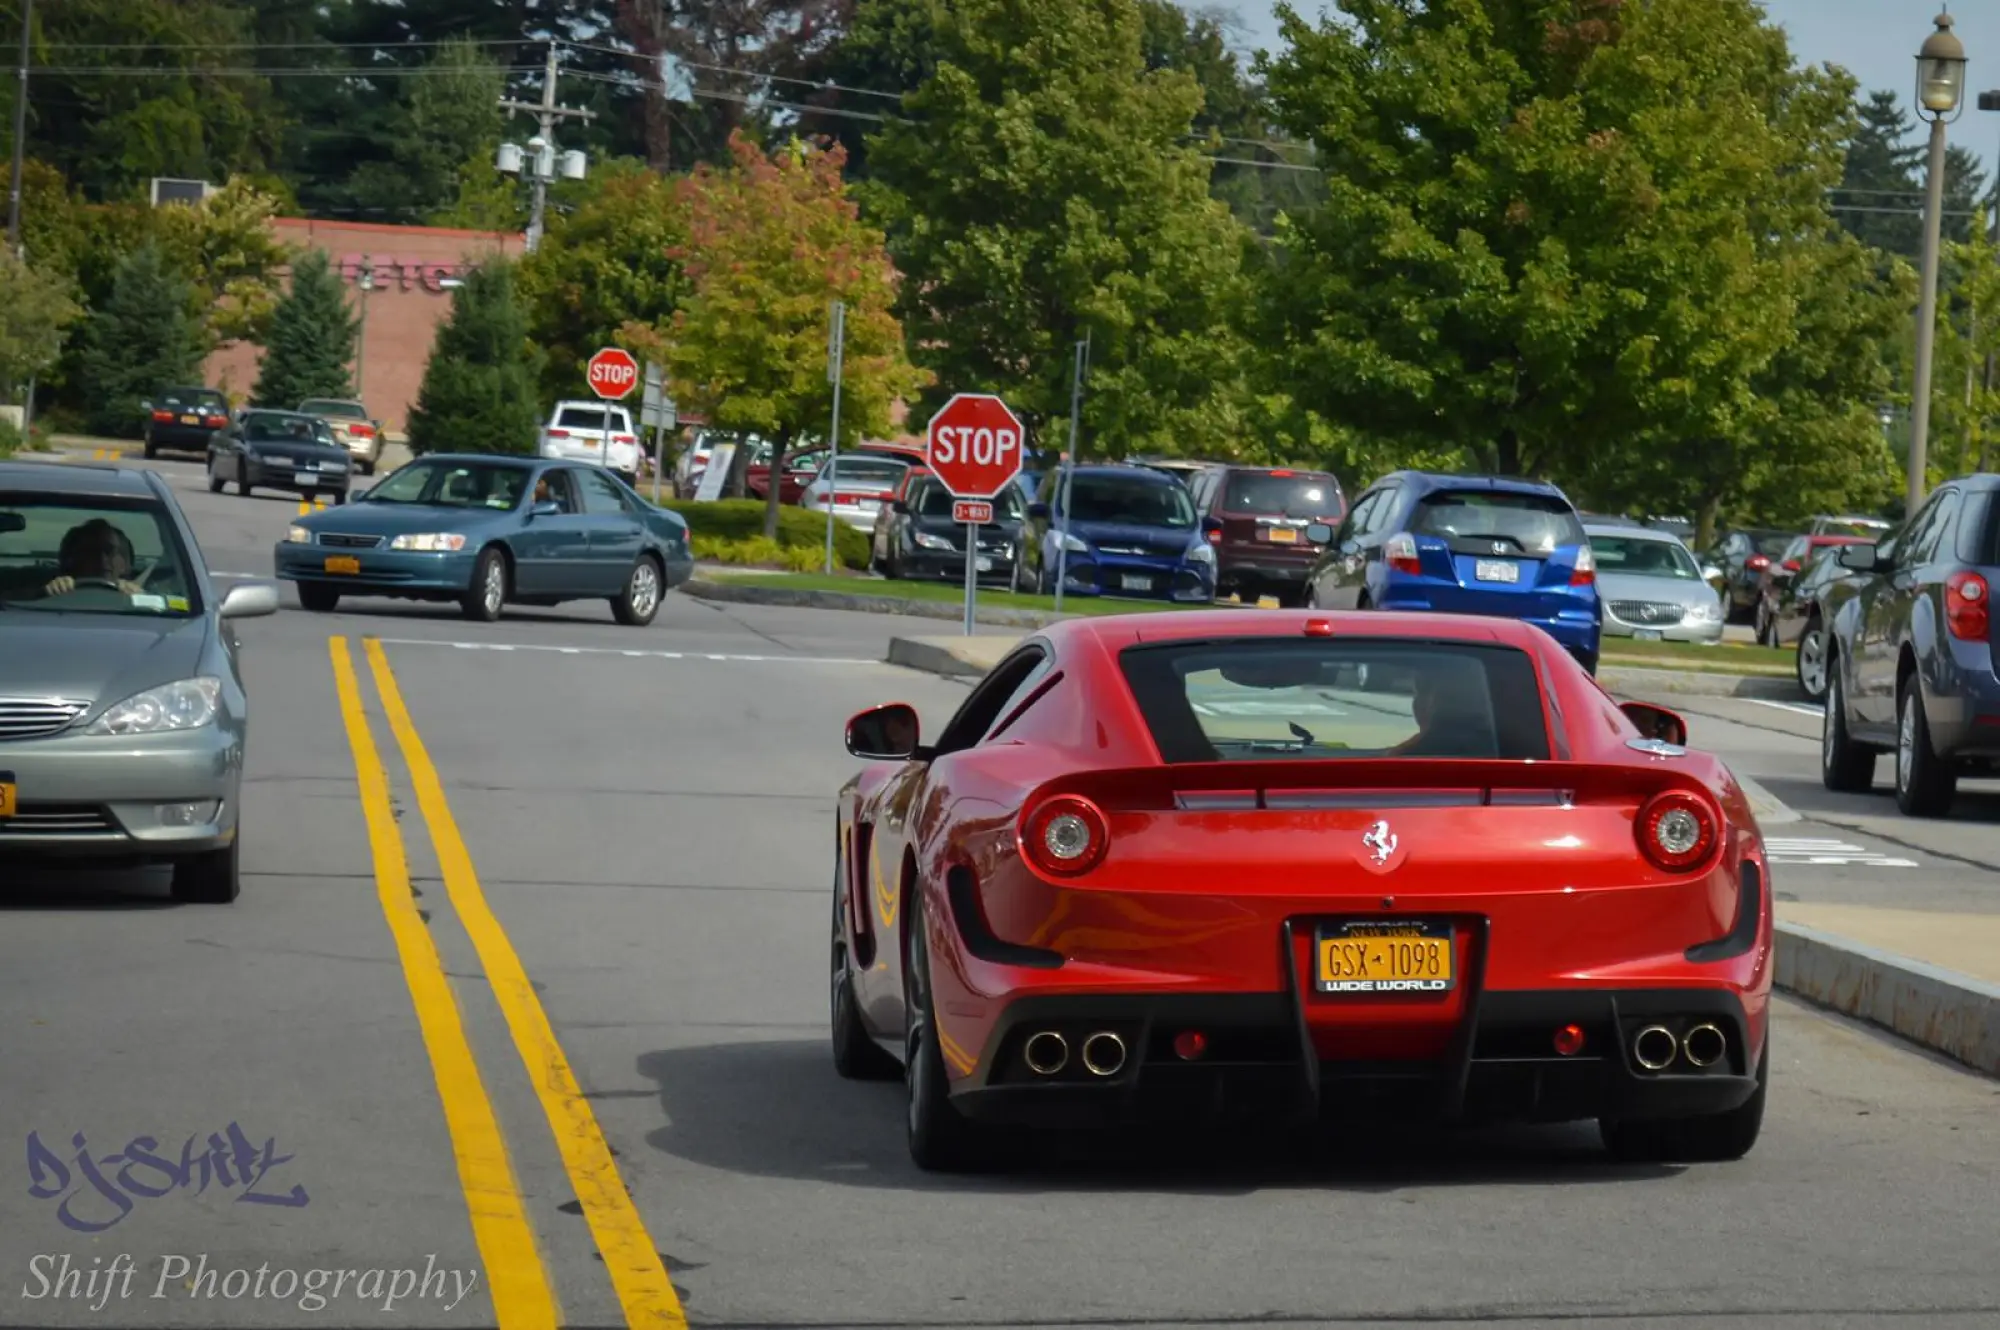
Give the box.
[1922,638,2000,756]
[0,726,241,861]
[146,425,219,450]
[273,542,476,594]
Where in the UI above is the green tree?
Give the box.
[519,161,690,404]
[74,243,206,437]
[0,251,84,397]
[253,250,360,407]
[631,131,925,539]
[150,178,294,349]
[851,0,1257,460]
[407,260,544,456]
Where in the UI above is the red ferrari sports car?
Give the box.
[831,609,1771,1171]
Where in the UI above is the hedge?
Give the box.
[661,499,870,569]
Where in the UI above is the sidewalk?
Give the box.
[884,631,2000,1079]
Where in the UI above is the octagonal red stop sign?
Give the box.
[586,346,640,400]
[926,393,1025,499]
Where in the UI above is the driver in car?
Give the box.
[42,518,143,597]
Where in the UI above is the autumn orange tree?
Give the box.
[626,130,927,540]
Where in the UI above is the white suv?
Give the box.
[539,401,641,482]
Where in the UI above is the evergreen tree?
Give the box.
[253,250,359,408]
[75,244,205,438]
[407,260,544,456]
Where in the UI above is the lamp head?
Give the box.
[1918,12,1968,117]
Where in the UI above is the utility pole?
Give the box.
[497,43,593,254]
[7,0,30,258]
[824,299,846,576]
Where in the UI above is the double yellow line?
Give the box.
[329,636,686,1330]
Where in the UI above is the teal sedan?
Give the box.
[273,454,695,625]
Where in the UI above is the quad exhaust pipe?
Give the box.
[1682,1023,1726,1069]
[1081,1031,1127,1077]
[1023,1031,1068,1075]
[1632,1024,1678,1071]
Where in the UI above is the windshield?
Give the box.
[910,478,1024,520]
[823,457,910,486]
[1753,533,1795,557]
[159,388,226,411]
[1118,639,1551,763]
[1064,474,1196,528]
[1222,471,1343,518]
[1589,535,1703,580]
[1817,517,1888,537]
[242,414,333,445]
[300,400,367,419]
[0,496,201,617]
[555,406,626,432]
[365,461,531,509]
[1411,490,1585,556]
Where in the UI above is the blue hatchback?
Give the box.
[1301,472,1601,670]
[1014,464,1219,602]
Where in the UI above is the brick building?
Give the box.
[204,218,526,434]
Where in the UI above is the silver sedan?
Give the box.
[1584,523,1727,644]
[0,461,279,902]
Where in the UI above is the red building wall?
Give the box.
[204,218,525,434]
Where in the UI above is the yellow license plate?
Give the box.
[324,556,361,575]
[1267,527,1299,543]
[0,775,16,819]
[1315,921,1454,993]
[180,414,199,424]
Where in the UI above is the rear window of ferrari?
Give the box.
[1117,638,1551,763]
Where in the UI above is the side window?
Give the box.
[932,645,1050,755]
[1362,486,1403,538]
[982,658,1061,743]
[578,469,633,516]
[1335,491,1378,545]
[542,470,582,513]
[1888,496,1939,567]
[1782,536,1808,566]
[1910,489,1961,565]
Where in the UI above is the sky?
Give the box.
[1197,2,2000,180]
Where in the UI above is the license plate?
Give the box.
[180,414,199,424]
[1121,574,1151,591]
[1473,558,1520,583]
[976,557,993,572]
[324,556,361,575]
[1266,527,1299,543]
[0,771,14,819]
[1634,628,1663,641]
[294,471,320,486]
[1315,920,1455,994]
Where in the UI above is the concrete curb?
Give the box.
[683,578,1070,628]
[1775,922,2000,1077]
[886,636,995,679]
[1597,665,1804,701]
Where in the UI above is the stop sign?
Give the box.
[586,347,640,400]
[925,393,1025,499]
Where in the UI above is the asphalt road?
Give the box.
[4,454,1999,1330]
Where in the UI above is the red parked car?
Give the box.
[831,609,1771,1171]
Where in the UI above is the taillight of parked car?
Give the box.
[152,409,173,422]
[1570,543,1596,586]
[1946,570,1989,640]
[1385,532,1421,575]
[1634,790,1717,872]
[1746,554,1770,570]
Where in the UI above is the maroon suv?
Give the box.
[1187,465,1348,606]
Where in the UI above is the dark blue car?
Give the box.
[1014,464,1219,602]
[1299,471,1601,670]
[273,454,694,625]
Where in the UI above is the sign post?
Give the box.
[825,300,845,575]
[1053,332,1089,613]
[641,361,677,503]
[586,346,639,474]
[925,394,1025,635]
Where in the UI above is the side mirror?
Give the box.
[1836,543,1880,572]
[1701,563,1722,583]
[217,581,281,620]
[1620,700,1687,747]
[1028,502,1051,520]
[1305,522,1333,544]
[530,500,561,517]
[846,702,921,760]
[891,499,909,514]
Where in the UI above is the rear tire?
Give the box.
[461,547,508,622]
[1601,1041,1766,1163]
[170,838,241,904]
[297,583,341,614]
[904,893,992,1172]
[611,555,664,626]
[1895,677,1957,817]
[1820,660,1876,792]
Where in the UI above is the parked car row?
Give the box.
[143,385,387,475]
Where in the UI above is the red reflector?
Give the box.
[151,410,172,421]
[1303,618,1335,636]
[1782,559,1800,573]
[1553,1024,1586,1057]
[1173,1031,1208,1060]
[548,429,569,438]
[352,424,374,436]
[1268,468,1294,476]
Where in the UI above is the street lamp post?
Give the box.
[1909,11,1968,511]
[6,0,30,258]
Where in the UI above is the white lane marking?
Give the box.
[1763,836,1918,868]
[370,636,877,665]
[210,571,272,580]
[1749,699,1824,717]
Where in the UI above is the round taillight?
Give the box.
[1636,790,1718,872]
[1022,795,1109,876]
[1959,578,1986,602]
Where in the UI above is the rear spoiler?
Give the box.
[1027,759,1716,814]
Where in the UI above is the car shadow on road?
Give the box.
[0,867,178,909]
[1754,773,2000,827]
[635,1039,1679,1195]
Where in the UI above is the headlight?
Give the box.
[389,533,468,552]
[1186,541,1216,565]
[286,525,313,544]
[914,532,953,551]
[1060,533,1089,553]
[1687,600,1721,621]
[84,678,222,736]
